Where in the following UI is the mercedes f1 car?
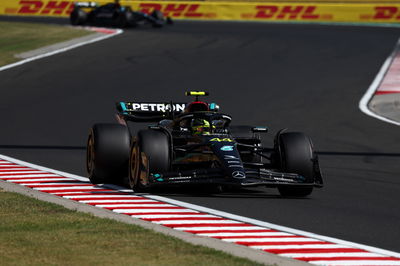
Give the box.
[86,91,323,197]
[70,1,173,28]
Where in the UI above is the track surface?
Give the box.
[1,20,400,252]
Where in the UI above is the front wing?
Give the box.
[148,168,323,188]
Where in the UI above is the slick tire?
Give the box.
[129,130,170,192]
[70,8,87,26]
[276,132,315,197]
[116,10,133,28]
[86,123,130,184]
[151,10,164,20]
[151,10,164,27]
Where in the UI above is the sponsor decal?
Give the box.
[360,6,400,20]
[168,176,192,180]
[2,1,400,24]
[127,103,185,112]
[232,171,245,179]
[274,177,295,182]
[210,138,233,142]
[138,3,215,18]
[220,145,234,151]
[224,155,239,160]
[251,5,323,20]
[152,173,164,182]
[9,0,74,15]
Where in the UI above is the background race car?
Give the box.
[70,1,173,28]
[86,91,323,197]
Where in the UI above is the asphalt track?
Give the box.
[1,19,400,253]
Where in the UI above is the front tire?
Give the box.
[151,10,164,27]
[114,10,134,28]
[129,130,170,192]
[70,8,87,25]
[276,132,316,197]
[86,124,130,184]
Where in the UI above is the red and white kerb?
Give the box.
[1,158,400,266]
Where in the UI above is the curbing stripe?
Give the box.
[359,38,400,126]
[1,154,400,266]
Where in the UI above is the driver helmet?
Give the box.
[191,118,210,135]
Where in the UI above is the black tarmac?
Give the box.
[1,19,400,252]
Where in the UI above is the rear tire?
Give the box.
[129,130,170,192]
[86,124,130,184]
[115,10,133,28]
[151,10,164,27]
[70,8,87,25]
[276,132,315,197]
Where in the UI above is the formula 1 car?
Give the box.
[86,91,323,197]
[70,1,173,28]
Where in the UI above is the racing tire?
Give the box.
[111,10,132,28]
[276,132,315,197]
[166,17,173,25]
[129,129,170,192]
[151,10,164,27]
[151,10,164,20]
[70,8,87,26]
[86,124,130,184]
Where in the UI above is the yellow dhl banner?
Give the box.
[2,0,400,23]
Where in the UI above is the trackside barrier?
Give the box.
[1,1,400,24]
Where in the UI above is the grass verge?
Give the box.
[0,21,91,66]
[0,21,265,265]
[0,189,264,265]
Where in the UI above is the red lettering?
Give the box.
[164,4,187,17]
[277,6,303,19]
[41,1,70,14]
[18,0,43,14]
[185,4,202,18]
[66,3,74,15]
[302,6,319,19]
[255,6,278,19]
[139,3,162,14]
[374,6,397,19]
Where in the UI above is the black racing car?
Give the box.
[70,1,173,28]
[86,91,323,197]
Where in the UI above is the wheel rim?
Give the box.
[129,145,139,188]
[86,134,95,176]
[129,145,150,190]
[138,152,149,186]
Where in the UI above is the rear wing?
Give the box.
[73,2,98,8]
[116,102,186,122]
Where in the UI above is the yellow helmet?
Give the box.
[191,119,210,135]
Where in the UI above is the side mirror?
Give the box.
[252,127,268,133]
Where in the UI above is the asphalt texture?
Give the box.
[1,19,400,252]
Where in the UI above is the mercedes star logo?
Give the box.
[232,171,245,179]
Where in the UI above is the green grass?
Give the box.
[0,21,90,66]
[0,189,264,265]
[0,21,265,265]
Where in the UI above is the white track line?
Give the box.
[1,152,400,260]
[145,195,400,258]
[359,38,400,126]
[0,27,123,72]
